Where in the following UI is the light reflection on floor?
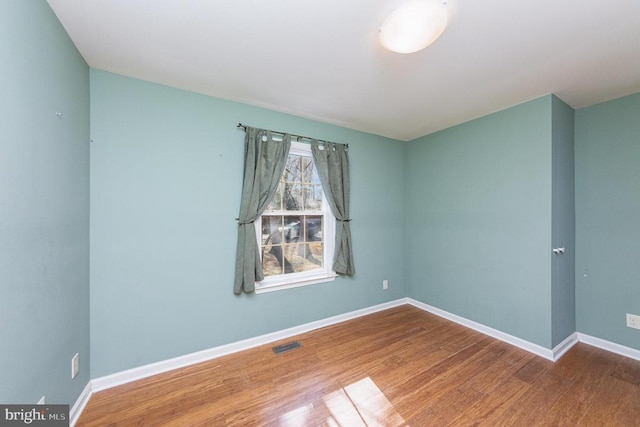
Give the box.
[278,403,315,427]
[279,377,407,426]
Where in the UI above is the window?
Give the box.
[254,141,336,293]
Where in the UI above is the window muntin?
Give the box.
[255,142,336,292]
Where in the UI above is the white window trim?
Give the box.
[254,141,336,294]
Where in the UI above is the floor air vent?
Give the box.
[273,341,302,355]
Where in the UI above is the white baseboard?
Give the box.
[91,298,407,392]
[552,332,579,361]
[69,381,93,427]
[405,298,579,361]
[577,333,640,362]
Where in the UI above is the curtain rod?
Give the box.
[237,123,348,148]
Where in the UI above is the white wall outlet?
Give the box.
[37,396,45,405]
[71,353,79,379]
[383,279,389,290]
[626,313,640,330]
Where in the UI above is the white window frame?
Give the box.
[254,141,337,294]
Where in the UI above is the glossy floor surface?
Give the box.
[77,305,640,426]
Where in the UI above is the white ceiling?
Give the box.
[46,0,640,141]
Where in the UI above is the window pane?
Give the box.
[263,244,284,277]
[302,157,312,183]
[261,216,282,246]
[302,157,321,185]
[283,183,302,210]
[283,216,302,243]
[307,242,324,268]
[304,215,323,244]
[283,155,302,183]
[303,184,323,210]
[282,243,299,273]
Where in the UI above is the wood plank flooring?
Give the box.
[77,305,640,426]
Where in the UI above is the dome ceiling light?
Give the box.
[379,0,449,54]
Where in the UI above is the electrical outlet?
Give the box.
[37,396,45,405]
[626,313,640,330]
[383,279,389,290]
[71,353,79,379]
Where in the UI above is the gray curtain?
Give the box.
[234,127,291,294]
[311,140,355,275]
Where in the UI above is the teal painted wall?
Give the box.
[550,96,576,347]
[405,96,554,348]
[0,0,90,405]
[575,92,640,350]
[89,70,405,377]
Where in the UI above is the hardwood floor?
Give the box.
[77,305,640,426]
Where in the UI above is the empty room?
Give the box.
[2,0,640,425]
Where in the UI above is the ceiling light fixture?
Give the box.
[379,0,448,54]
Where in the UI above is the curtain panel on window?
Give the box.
[234,127,291,294]
[311,141,355,275]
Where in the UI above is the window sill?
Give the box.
[255,272,338,294]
